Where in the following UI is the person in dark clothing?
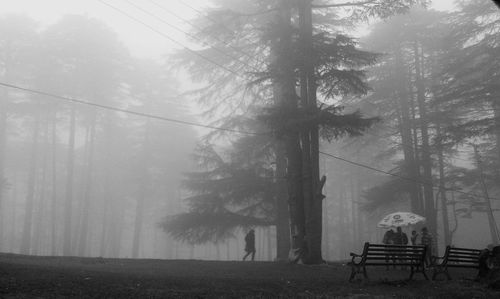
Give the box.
[243,229,256,261]
[382,229,395,269]
[420,227,433,266]
[393,227,408,245]
[410,230,418,245]
[383,229,395,245]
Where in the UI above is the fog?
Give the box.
[0,0,499,262]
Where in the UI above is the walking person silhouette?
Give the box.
[243,229,256,261]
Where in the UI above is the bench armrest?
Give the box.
[350,252,361,257]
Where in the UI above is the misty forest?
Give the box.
[0,0,499,268]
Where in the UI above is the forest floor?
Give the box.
[1,253,499,298]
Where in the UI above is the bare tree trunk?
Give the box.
[0,94,6,243]
[473,144,500,245]
[21,106,41,254]
[275,0,305,257]
[132,188,146,258]
[395,45,422,214]
[63,104,76,256]
[33,114,51,255]
[99,117,114,257]
[9,172,18,252]
[274,143,290,261]
[298,0,324,264]
[50,110,58,256]
[436,121,451,247]
[414,42,436,244]
[109,200,125,257]
[78,110,97,256]
[132,117,151,259]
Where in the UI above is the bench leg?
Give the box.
[421,267,429,280]
[363,266,368,279]
[349,267,357,282]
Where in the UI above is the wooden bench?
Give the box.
[348,242,428,281]
[432,246,482,280]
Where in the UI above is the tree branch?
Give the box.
[312,0,378,9]
[233,8,278,16]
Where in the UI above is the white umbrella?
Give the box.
[377,211,425,229]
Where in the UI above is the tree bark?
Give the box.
[395,45,422,214]
[275,0,305,258]
[274,142,290,260]
[414,42,436,241]
[436,119,451,247]
[298,0,323,264]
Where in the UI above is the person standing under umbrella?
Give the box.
[393,227,408,245]
[410,230,419,245]
[383,229,395,245]
[382,229,395,269]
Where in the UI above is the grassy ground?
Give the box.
[0,253,499,298]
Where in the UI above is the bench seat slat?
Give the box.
[446,257,478,263]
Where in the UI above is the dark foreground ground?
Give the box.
[1,253,499,298]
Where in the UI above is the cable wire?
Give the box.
[318,150,498,201]
[147,0,266,68]
[0,81,262,136]
[98,0,242,78]
[122,0,261,73]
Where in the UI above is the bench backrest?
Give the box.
[360,242,426,266]
[442,246,481,268]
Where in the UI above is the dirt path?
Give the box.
[0,253,498,298]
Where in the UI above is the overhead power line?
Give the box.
[0,81,261,136]
[147,0,266,68]
[122,0,261,73]
[98,0,242,77]
[319,150,498,202]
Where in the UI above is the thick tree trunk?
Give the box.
[395,45,422,214]
[274,143,290,260]
[436,121,451,247]
[298,0,323,264]
[269,28,291,260]
[414,42,436,242]
[275,0,305,258]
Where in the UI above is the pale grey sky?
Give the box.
[0,0,456,59]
